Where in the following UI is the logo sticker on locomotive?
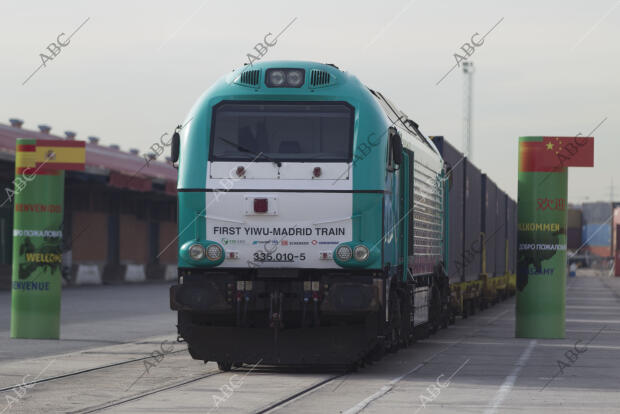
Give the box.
[220,238,246,245]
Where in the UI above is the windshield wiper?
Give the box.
[217,136,282,167]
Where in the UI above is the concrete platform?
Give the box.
[1,271,619,413]
[0,283,175,362]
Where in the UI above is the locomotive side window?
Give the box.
[210,102,354,162]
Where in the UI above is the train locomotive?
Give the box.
[169,61,516,370]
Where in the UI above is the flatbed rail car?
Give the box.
[169,61,516,369]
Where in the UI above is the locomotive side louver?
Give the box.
[236,69,260,87]
[310,69,333,88]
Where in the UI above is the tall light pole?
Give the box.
[463,61,474,161]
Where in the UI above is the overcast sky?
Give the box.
[1,0,618,201]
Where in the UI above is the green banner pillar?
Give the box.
[516,135,594,338]
[10,139,65,339]
[516,169,567,338]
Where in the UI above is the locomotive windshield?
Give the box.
[210,102,354,162]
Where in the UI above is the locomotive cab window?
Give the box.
[210,102,354,162]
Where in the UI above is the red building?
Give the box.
[0,119,178,288]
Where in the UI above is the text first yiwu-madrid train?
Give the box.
[169,61,516,370]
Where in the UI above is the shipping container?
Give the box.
[615,207,620,276]
[614,207,620,250]
[582,223,612,247]
[567,227,582,250]
[508,198,517,274]
[586,245,612,257]
[432,136,465,283]
[481,174,497,277]
[582,202,612,224]
[495,189,507,276]
[578,202,613,258]
[568,208,582,229]
[506,198,513,274]
[463,159,482,281]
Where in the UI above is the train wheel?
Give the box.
[371,343,385,361]
[387,326,400,353]
[217,361,233,372]
[414,324,429,340]
[399,332,410,349]
[429,287,441,334]
[346,362,359,373]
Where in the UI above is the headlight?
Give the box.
[189,244,205,260]
[335,245,352,261]
[265,68,305,87]
[268,70,286,86]
[353,245,370,262]
[206,244,223,261]
[286,70,304,87]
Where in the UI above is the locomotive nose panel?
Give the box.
[205,191,353,269]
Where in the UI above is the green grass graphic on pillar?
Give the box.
[516,136,594,339]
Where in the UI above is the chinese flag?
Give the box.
[519,136,594,172]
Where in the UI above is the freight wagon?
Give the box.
[169,61,516,369]
[432,137,516,318]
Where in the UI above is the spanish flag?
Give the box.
[519,136,594,172]
[16,139,85,175]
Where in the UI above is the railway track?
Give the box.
[0,299,513,413]
[255,301,513,414]
[0,347,189,394]
[91,303,511,414]
[243,301,513,414]
[69,364,347,414]
[253,373,346,414]
[70,369,224,414]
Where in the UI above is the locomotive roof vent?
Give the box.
[236,69,261,87]
[310,69,334,88]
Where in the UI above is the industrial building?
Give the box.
[0,119,178,289]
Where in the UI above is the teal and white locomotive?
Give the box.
[169,61,514,370]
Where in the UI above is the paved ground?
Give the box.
[0,283,175,361]
[1,272,619,413]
